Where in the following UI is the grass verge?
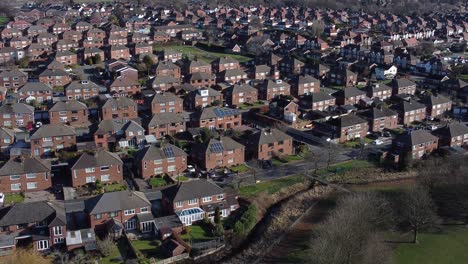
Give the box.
[5,193,25,204]
[239,175,306,198]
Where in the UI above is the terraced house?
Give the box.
[70,150,123,187]
[135,144,187,179]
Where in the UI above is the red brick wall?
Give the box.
[101,106,138,121]
[137,156,187,179]
[255,139,293,160]
[49,110,88,126]
[0,172,51,194]
[72,164,123,187]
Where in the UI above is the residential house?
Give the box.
[0,157,51,193]
[421,95,452,118]
[100,97,138,121]
[324,115,369,143]
[135,144,187,179]
[108,77,141,96]
[197,107,242,130]
[212,57,240,73]
[392,100,427,125]
[0,69,28,90]
[151,93,183,114]
[366,82,392,100]
[38,68,71,87]
[432,123,468,147]
[393,130,438,160]
[359,107,398,132]
[269,99,300,123]
[18,82,53,103]
[259,79,291,101]
[332,86,367,105]
[49,101,90,127]
[0,102,35,129]
[223,84,258,106]
[392,78,416,95]
[30,124,76,157]
[94,119,145,150]
[0,127,15,152]
[70,150,123,187]
[65,80,99,100]
[327,68,357,87]
[185,88,223,110]
[192,137,245,170]
[292,75,320,97]
[245,128,293,160]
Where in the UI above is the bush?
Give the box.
[97,237,116,257]
[234,204,257,235]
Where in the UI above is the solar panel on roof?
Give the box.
[163,147,175,158]
[214,108,238,117]
[210,142,224,153]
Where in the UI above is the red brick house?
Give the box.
[108,45,131,61]
[135,144,187,179]
[185,88,223,110]
[359,107,398,132]
[218,69,248,84]
[65,80,100,100]
[392,78,417,95]
[212,57,240,73]
[18,82,53,103]
[292,75,320,97]
[0,102,35,129]
[49,101,90,127]
[197,107,242,130]
[100,97,138,121]
[245,128,293,160]
[421,95,452,118]
[30,124,76,157]
[153,61,181,79]
[392,100,427,125]
[191,137,245,170]
[366,83,392,100]
[259,79,291,101]
[71,150,123,187]
[0,157,51,193]
[301,92,336,111]
[161,180,239,225]
[38,69,71,87]
[55,51,78,66]
[151,92,184,114]
[325,115,369,143]
[189,72,217,87]
[0,69,28,91]
[109,77,141,96]
[332,87,367,106]
[432,123,468,148]
[393,130,438,160]
[147,113,186,139]
[187,60,212,74]
[223,84,258,106]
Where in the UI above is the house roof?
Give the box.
[250,128,292,145]
[66,80,100,91]
[332,86,366,98]
[421,95,451,106]
[310,91,335,102]
[0,103,34,114]
[327,114,367,127]
[394,100,426,112]
[359,107,397,120]
[148,112,185,126]
[194,137,244,155]
[226,84,257,94]
[151,92,181,104]
[97,119,143,134]
[30,124,76,139]
[392,78,415,88]
[0,127,14,139]
[0,157,51,176]
[200,107,239,119]
[71,150,123,170]
[395,130,438,146]
[298,74,319,85]
[135,144,187,161]
[0,201,55,226]
[162,180,224,203]
[49,100,87,112]
[433,123,468,138]
[18,82,53,92]
[102,96,137,109]
[84,191,151,215]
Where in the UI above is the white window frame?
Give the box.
[53,226,62,236]
[202,196,212,203]
[37,240,49,251]
[175,201,183,208]
[124,209,135,216]
[188,198,198,205]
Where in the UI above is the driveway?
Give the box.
[24,191,55,202]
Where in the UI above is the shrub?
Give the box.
[97,237,116,257]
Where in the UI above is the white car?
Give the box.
[186,165,196,173]
[427,125,438,131]
[372,139,384,146]
[0,193,4,204]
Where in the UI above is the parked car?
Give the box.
[427,125,438,131]
[0,193,4,204]
[372,139,384,146]
[186,165,196,174]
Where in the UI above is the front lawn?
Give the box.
[103,183,127,193]
[100,245,122,264]
[230,164,250,173]
[272,155,303,165]
[394,226,468,264]
[153,44,251,63]
[5,193,25,204]
[175,176,189,182]
[238,101,265,110]
[180,225,215,243]
[316,159,375,176]
[343,138,372,148]
[131,239,165,261]
[148,177,169,187]
[239,175,306,198]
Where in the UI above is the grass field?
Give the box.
[148,177,169,187]
[230,164,250,173]
[0,17,9,26]
[131,239,164,261]
[103,183,127,193]
[316,159,375,175]
[180,225,215,243]
[239,174,305,198]
[395,226,468,264]
[153,44,252,63]
[5,193,25,204]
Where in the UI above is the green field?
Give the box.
[180,225,215,243]
[153,44,252,63]
[395,226,468,264]
[239,175,306,198]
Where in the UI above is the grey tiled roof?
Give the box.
[135,143,187,161]
[327,114,367,127]
[18,82,53,92]
[421,95,451,106]
[0,201,55,226]
[359,107,397,119]
[0,157,51,176]
[97,119,143,134]
[84,191,151,215]
[49,100,87,112]
[395,130,438,146]
[148,112,184,126]
[162,180,224,203]
[433,123,468,138]
[71,150,123,170]
[101,97,137,109]
[0,103,34,114]
[332,86,366,98]
[250,128,292,145]
[151,92,181,104]
[30,124,76,139]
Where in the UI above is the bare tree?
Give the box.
[400,187,439,243]
[326,142,339,169]
[310,192,394,264]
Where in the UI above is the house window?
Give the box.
[86,176,96,183]
[10,175,20,180]
[109,211,118,217]
[53,226,62,236]
[154,159,163,164]
[54,237,64,244]
[85,168,95,173]
[11,183,21,191]
[26,173,36,179]
[217,194,224,200]
[101,174,110,182]
[202,196,212,203]
[188,198,198,205]
[176,201,183,208]
[168,165,176,172]
[124,209,135,216]
[140,207,148,213]
[43,137,52,142]
[100,166,109,171]
[167,157,176,163]
[37,240,49,251]
[27,182,38,189]
[94,214,102,220]
[125,219,136,230]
